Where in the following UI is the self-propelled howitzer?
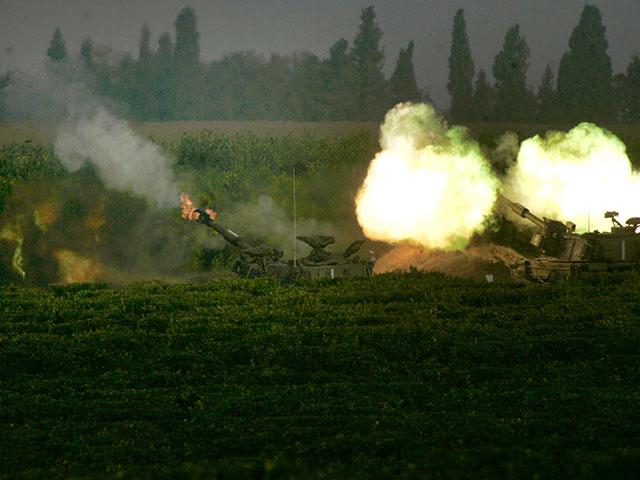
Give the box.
[194,208,292,280]
[193,209,374,280]
[497,194,640,282]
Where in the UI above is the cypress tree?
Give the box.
[80,38,93,70]
[133,25,155,120]
[390,41,422,104]
[447,9,475,122]
[324,38,359,120]
[173,7,204,119]
[556,5,615,122]
[46,28,67,62]
[154,32,175,120]
[536,64,557,123]
[492,25,534,122]
[473,69,495,122]
[350,6,392,120]
[618,56,640,122]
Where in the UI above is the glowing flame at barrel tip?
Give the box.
[180,192,216,222]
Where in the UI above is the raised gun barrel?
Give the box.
[497,194,567,234]
[194,208,253,251]
[497,194,546,230]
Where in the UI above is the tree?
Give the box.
[138,24,152,63]
[0,70,10,122]
[536,64,557,123]
[323,38,359,120]
[350,6,392,120]
[556,5,615,122]
[447,9,475,122]
[390,41,422,104]
[132,25,155,120]
[473,69,495,122]
[617,56,640,122]
[46,28,67,62]
[174,7,199,67]
[79,38,93,70]
[492,24,534,122]
[173,7,204,119]
[153,32,175,120]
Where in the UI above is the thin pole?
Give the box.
[293,167,297,264]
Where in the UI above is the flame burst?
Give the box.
[503,123,640,232]
[180,192,216,221]
[356,103,498,249]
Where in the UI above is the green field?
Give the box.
[2,120,640,145]
[1,272,639,479]
[2,123,640,478]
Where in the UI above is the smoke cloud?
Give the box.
[356,103,499,249]
[54,107,179,208]
[220,194,343,258]
[502,123,640,232]
[6,62,179,208]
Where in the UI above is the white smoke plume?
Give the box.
[54,107,179,208]
[5,62,179,208]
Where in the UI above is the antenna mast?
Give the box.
[293,167,297,265]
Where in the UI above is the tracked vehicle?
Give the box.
[498,194,640,282]
[193,209,374,280]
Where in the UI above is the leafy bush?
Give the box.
[0,142,66,212]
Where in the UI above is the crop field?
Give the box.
[2,123,640,478]
[3,120,640,145]
[1,272,640,479]
[0,121,381,145]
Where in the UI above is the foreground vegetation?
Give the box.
[1,271,639,479]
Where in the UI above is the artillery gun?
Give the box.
[193,209,373,280]
[194,208,293,280]
[498,194,640,282]
[296,235,373,278]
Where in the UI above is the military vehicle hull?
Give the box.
[499,194,640,282]
[188,207,373,281]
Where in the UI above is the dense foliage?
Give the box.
[1,271,639,479]
[169,131,378,218]
[0,142,65,211]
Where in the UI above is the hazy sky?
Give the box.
[1,0,639,108]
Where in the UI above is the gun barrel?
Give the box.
[195,209,253,250]
[497,194,547,230]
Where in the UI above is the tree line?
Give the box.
[448,5,639,124]
[2,4,640,123]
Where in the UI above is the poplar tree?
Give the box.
[473,69,495,122]
[350,6,392,120]
[556,5,615,122]
[447,9,475,122]
[154,32,175,120]
[324,38,358,120]
[390,41,422,104]
[133,25,154,120]
[46,28,67,62]
[173,7,204,119]
[536,64,557,123]
[79,38,93,70]
[618,56,640,122]
[492,25,534,122]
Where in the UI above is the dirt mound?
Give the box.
[373,243,527,282]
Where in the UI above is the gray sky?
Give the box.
[1,0,639,109]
